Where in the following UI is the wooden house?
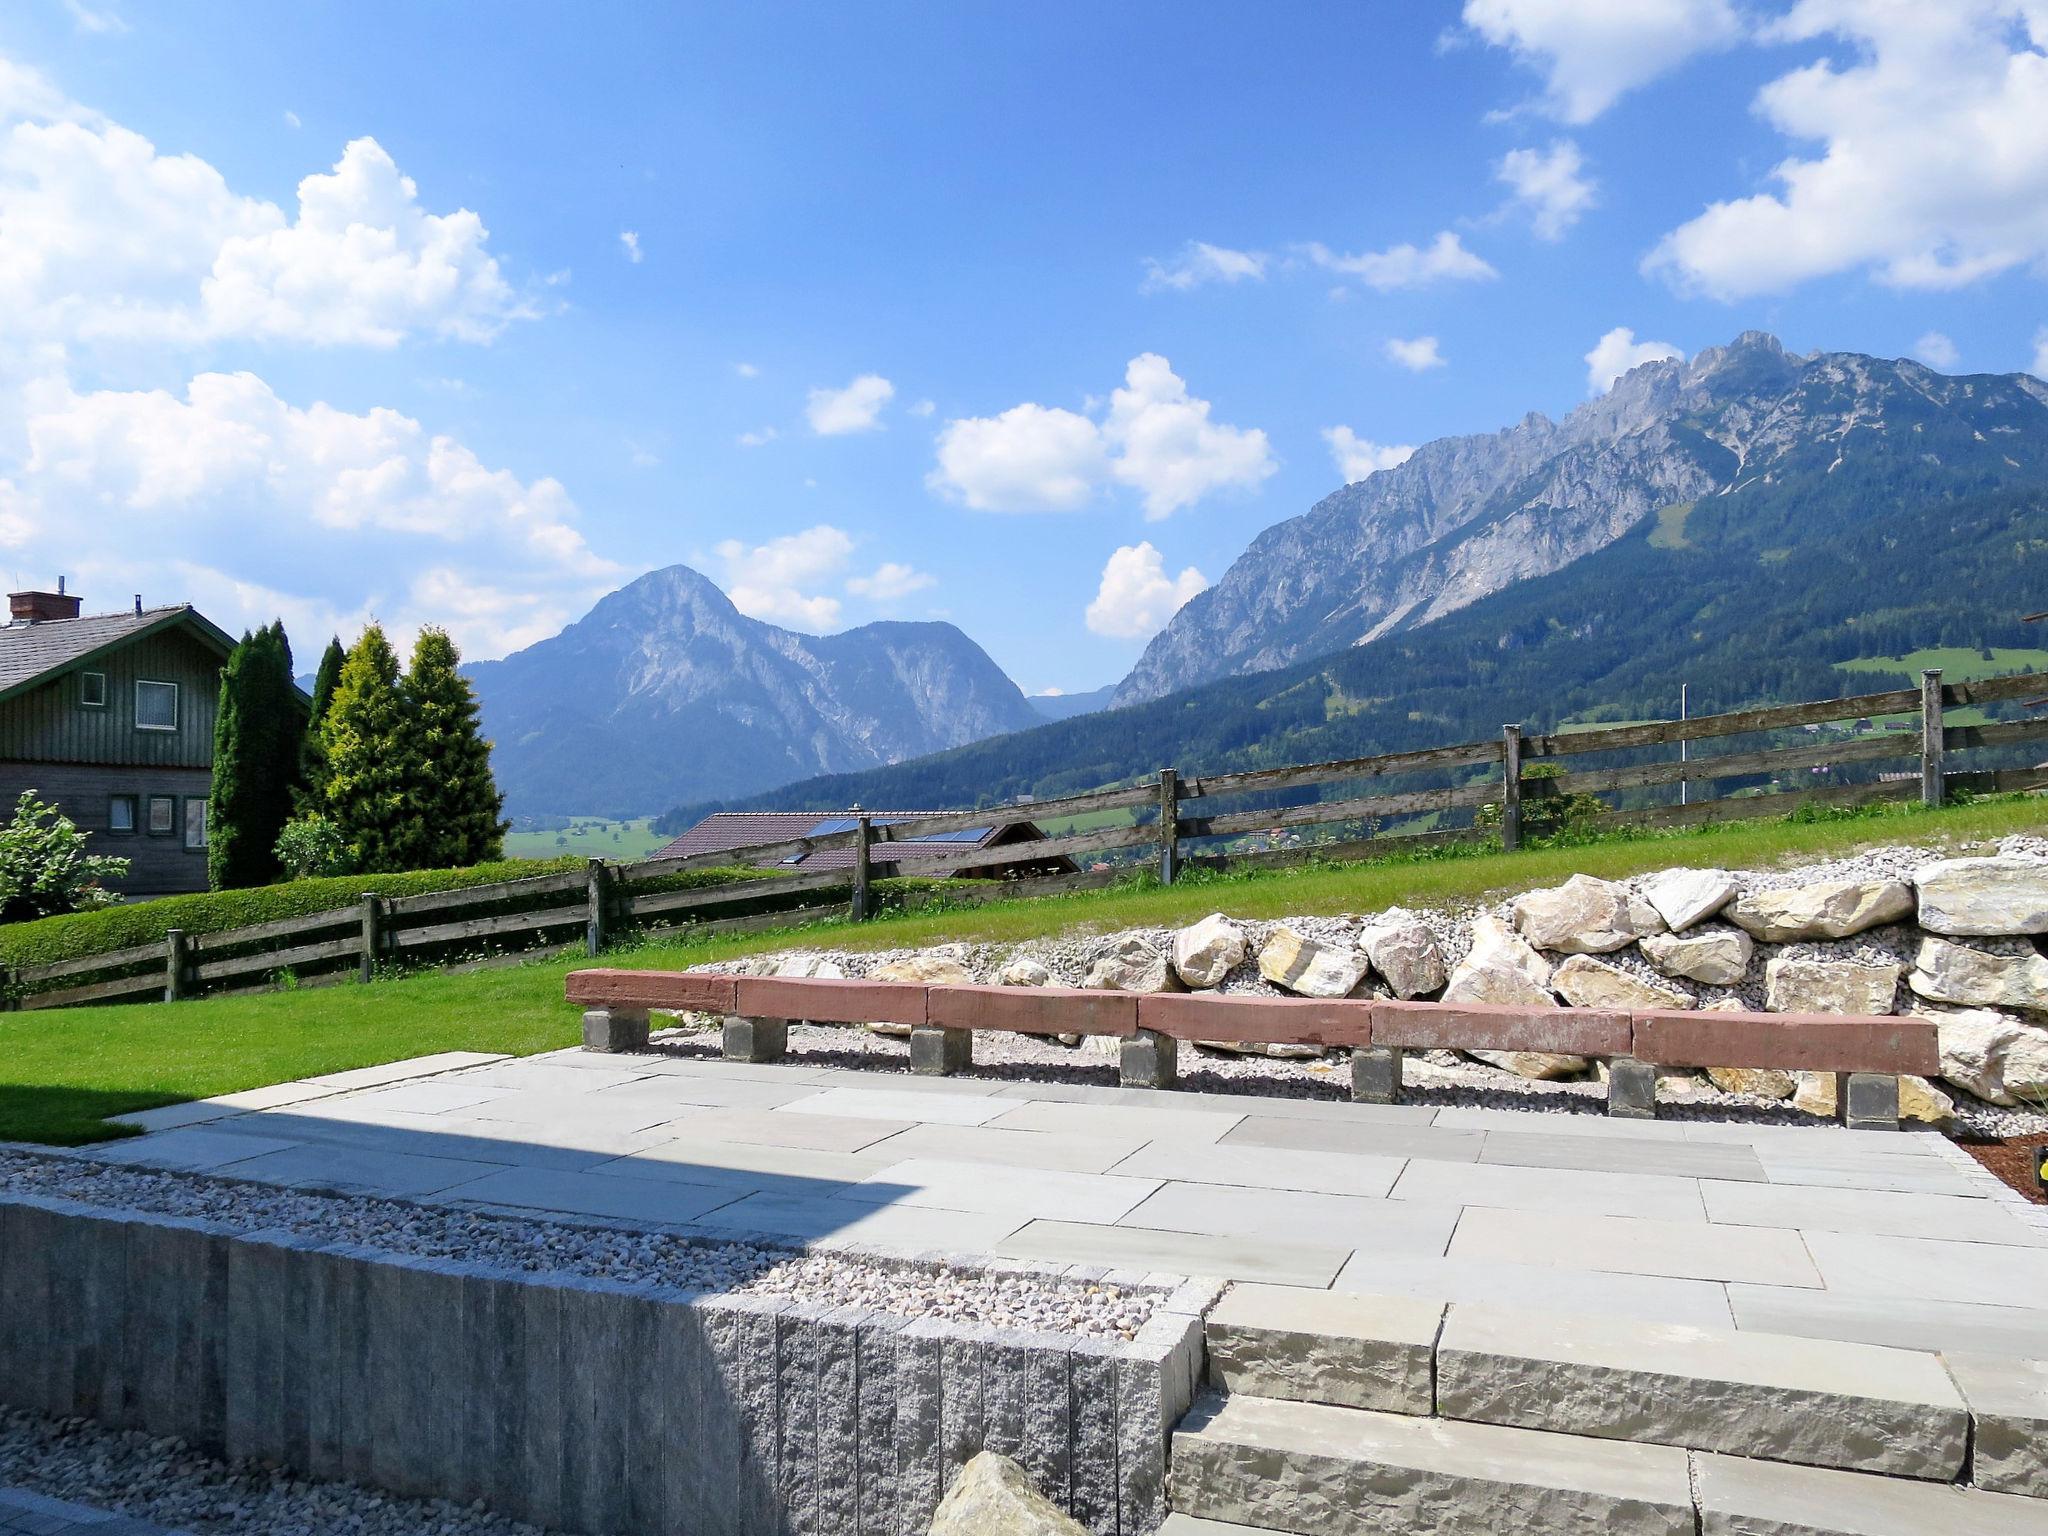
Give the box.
[0,584,242,898]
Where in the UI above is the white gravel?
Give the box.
[0,1149,1160,1341]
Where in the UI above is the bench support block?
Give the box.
[582,1006,649,1053]
[1843,1071,1900,1132]
[1606,1057,1658,1121]
[1120,1029,1178,1090]
[724,1015,788,1064]
[910,1025,971,1076]
[1351,1046,1403,1105]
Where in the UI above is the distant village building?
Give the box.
[653,810,1078,878]
[0,584,246,897]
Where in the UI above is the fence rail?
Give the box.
[10,668,2048,1010]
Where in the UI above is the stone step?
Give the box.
[1168,1392,1696,1536]
[1204,1282,1441,1414]
[1693,1452,2048,1535]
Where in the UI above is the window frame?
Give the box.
[183,796,208,852]
[107,794,138,835]
[80,671,109,709]
[134,679,179,733]
[146,794,176,836]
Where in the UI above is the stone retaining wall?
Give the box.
[0,1192,1212,1536]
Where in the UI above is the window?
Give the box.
[135,680,178,732]
[183,798,208,851]
[147,795,175,835]
[80,671,108,708]
[108,795,137,834]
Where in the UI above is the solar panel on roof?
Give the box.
[908,827,991,844]
[803,817,859,837]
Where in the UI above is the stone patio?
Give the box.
[89,1044,2048,1358]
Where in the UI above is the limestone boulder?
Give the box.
[1764,957,1901,1016]
[1705,1065,1797,1100]
[1257,927,1368,998]
[1172,913,1248,990]
[1639,868,1740,933]
[1469,1048,1587,1080]
[1358,915,1446,999]
[929,1451,1089,1536]
[994,957,1052,987]
[774,955,847,979]
[1914,856,2048,937]
[1908,935,2048,1012]
[1639,926,1754,987]
[1083,935,1179,993]
[1929,1007,2048,1107]
[1791,1070,1953,1125]
[1726,879,1913,942]
[1442,916,1555,1008]
[1509,875,1648,954]
[1551,954,1692,1011]
[873,953,975,986]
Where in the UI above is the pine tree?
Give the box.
[320,625,423,873]
[207,624,301,889]
[401,627,506,866]
[296,635,347,813]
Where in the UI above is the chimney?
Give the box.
[10,577,82,624]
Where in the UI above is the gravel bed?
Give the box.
[0,1150,1160,1340]
[1,1405,556,1536]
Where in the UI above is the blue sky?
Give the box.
[5,2,2046,692]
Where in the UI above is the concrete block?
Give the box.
[895,1317,949,1536]
[224,1232,287,1466]
[1118,1326,1199,1535]
[850,1312,907,1536]
[1067,1336,1122,1536]
[813,1306,865,1536]
[330,1247,378,1489]
[1694,1450,2048,1535]
[1606,1057,1660,1121]
[518,1277,567,1531]
[724,1013,789,1063]
[722,1294,788,1536]
[1350,1045,1403,1105]
[1119,1028,1179,1089]
[582,1004,650,1052]
[1206,1284,1441,1413]
[1435,1303,1967,1479]
[1945,1352,2048,1498]
[939,1325,990,1499]
[777,1302,828,1534]
[1844,1072,1900,1131]
[465,1269,523,1513]
[910,1025,973,1076]
[691,1298,751,1536]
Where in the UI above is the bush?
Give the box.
[274,815,352,880]
[0,791,131,923]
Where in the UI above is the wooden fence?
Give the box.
[12,668,2047,1010]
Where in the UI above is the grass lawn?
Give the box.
[502,816,670,861]
[1836,647,2048,684]
[6,794,2044,1148]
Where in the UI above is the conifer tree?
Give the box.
[320,624,422,873]
[401,627,506,866]
[207,623,301,889]
[296,635,347,812]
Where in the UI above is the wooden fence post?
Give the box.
[1500,725,1523,852]
[358,894,383,983]
[1921,669,1945,807]
[163,929,186,1002]
[1157,768,1181,885]
[850,811,874,921]
[585,858,609,956]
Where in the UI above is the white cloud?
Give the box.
[1384,336,1447,371]
[712,524,856,630]
[1496,139,1597,239]
[619,230,642,263]
[1303,231,1496,291]
[1912,330,1961,370]
[1463,0,1744,122]
[1648,3,2048,299]
[736,426,778,448]
[1142,241,1268,292]
[846,561,936,603]
[2033,327,2048,379]
[283,110,301,130]
[805,373,894,435]
[908,398,935,417]
[733,361,760,378]
[0,71,529,349]
[929,356,1273,520]
[1584,325,1683,394]
[1085,542,1207,640]
[64,0,128,35]
[1322,426,1415,483]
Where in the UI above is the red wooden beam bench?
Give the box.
[564,970,1938,1130]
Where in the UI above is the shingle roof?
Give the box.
[0,606,216,697]
[653,810,1019,870]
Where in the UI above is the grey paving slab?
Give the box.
[996,1078,1441,1125]
[1752,1145,1988,1197]
[1728,1284,2048,1358]
[647,1105,913,1152]
[691,1191,1023,1254]
[1333,1252,1736,1331]
[1205,1284,1443,1412]
[1389,1157,1709,1222]
[1120,1182,1459,1258]
[300,1051,508,1090]
[346,1080,513,1115]
[203,1080,355,1112]
[1223,1115,1485,1164]
[444,1062,662,1095]
[1804,1229,2048,1308]
[775,1087,1011,1127]
[1108,1140,1405,1199]
[1449,1206,1823,1287]
[1943,1352,2048,1499]
[854,1121,1153,1174]
[997,1218,1351,1287]
[433,1166,745,1226]
[105,1100,241,1133]
[802,1071,1007,1098]
[0,1488,188,1535]
[87,1127,305,1172]
[1431,1105,1695,1139]
[604,1135,897,1187]
[1693,1450,2048,1536]
[210,1106,681,1168]
[585,1074,821,1111]
[205,1142,507,1198]
[1679,1121,1951,1157]
[840,1158,1162,1222]
[985,1100,1246,1144]
[1479,1129,1768,1182]
[446,1094,690,1136]
[1701,1180,2048,1245]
